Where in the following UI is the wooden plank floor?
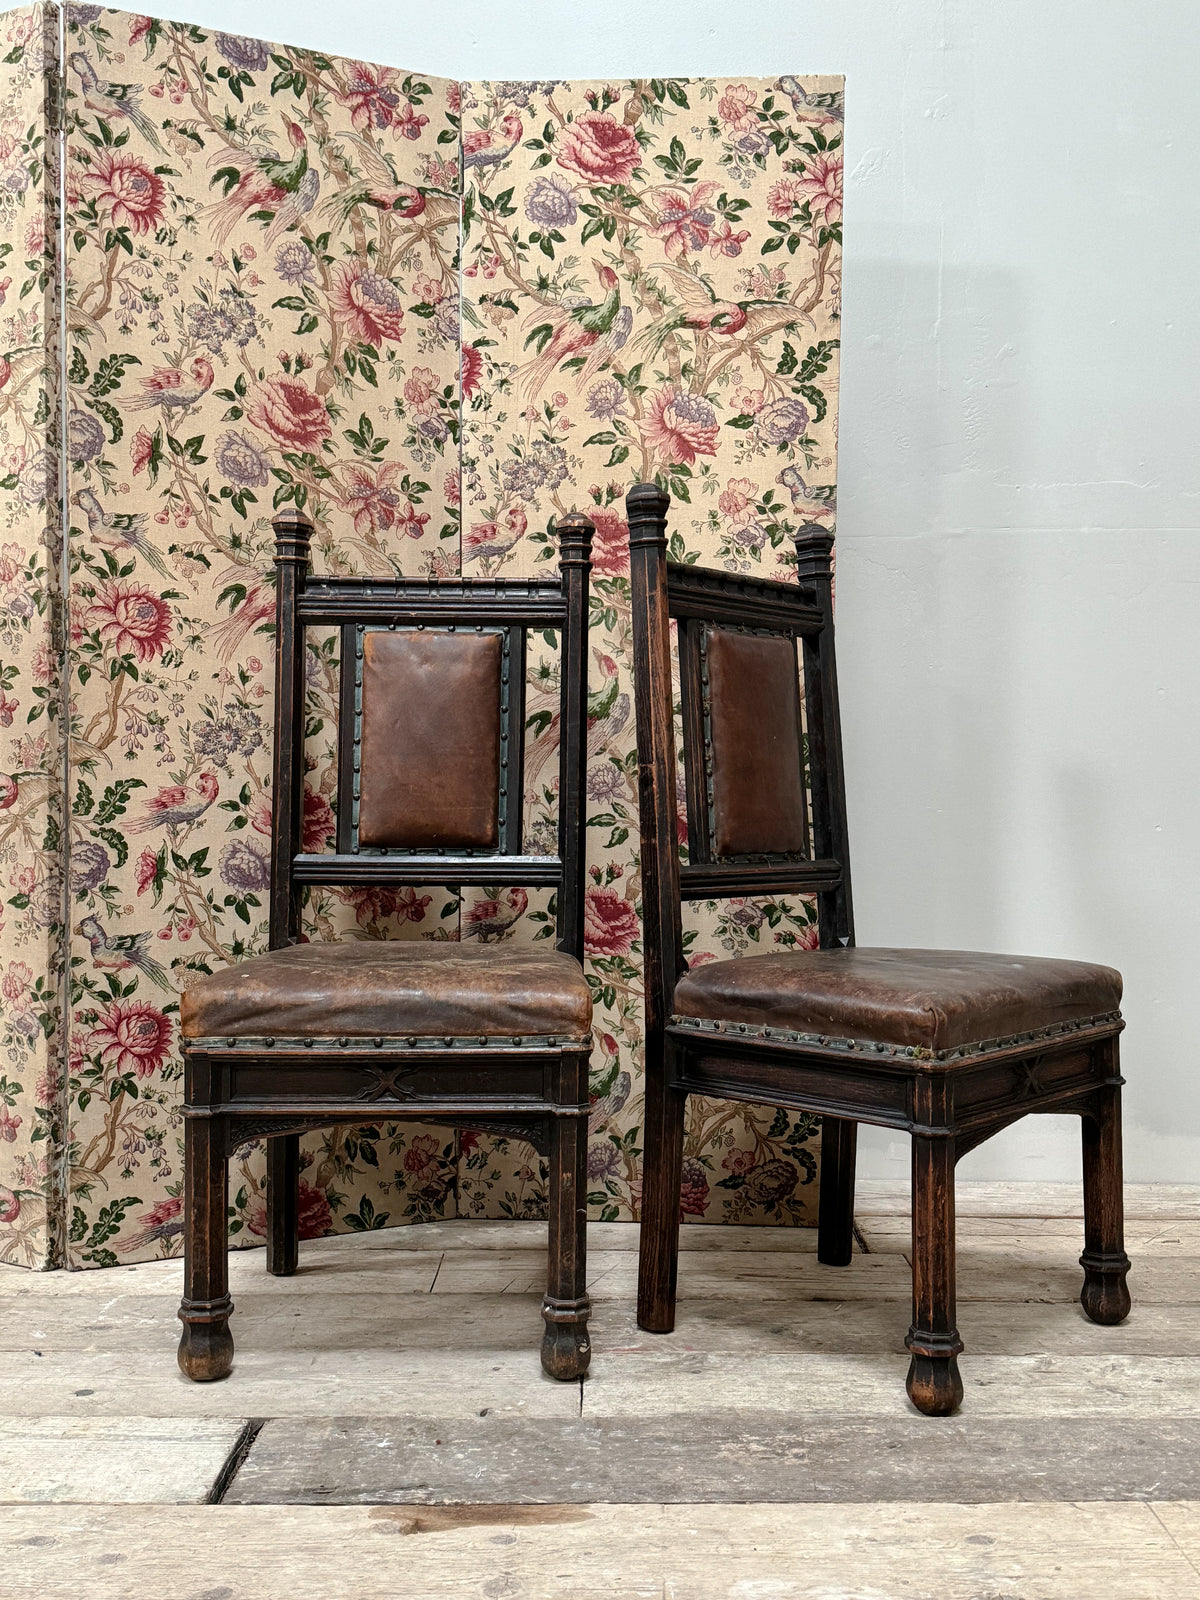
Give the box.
[1,1181,1198,1598]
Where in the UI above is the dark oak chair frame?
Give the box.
[178,508,596,1383]
[627,481,1131,1415]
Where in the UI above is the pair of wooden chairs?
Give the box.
[177,489,1130,1415]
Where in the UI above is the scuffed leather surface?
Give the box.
[674,947,1122,1052]
[182,940,592,1039]
[706,627,807,857]
[358,629,502,849]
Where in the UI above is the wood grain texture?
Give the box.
[0,1350,583,1421]
[0,1418,244,1504]
[11,1290,1200,1359]
[3,1502,1198,1600]
[223,1413,1200,1505]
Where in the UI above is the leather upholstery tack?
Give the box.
[182,940,593,1039]
[674,947,1122,1055]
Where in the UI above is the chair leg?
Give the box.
[266,1133,300,1277]
[637,1070,686,1335]
[542,1110,591,1379]
[905,1131,964,1416]
[177,1116,234,1382]
[818,1116,857,1266]
[1080,1056,1132,1326]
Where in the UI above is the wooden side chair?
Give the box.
[177,508,596,1384]
[626,481,1131,1415]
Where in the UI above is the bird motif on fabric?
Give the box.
[70,52,165,152]
[201,122,320,248]
[777,76,844,124]
[126,772,220,835]
[123,356,214,414]
[71,488,170,579]
[464,506,528,567]
[0,345,49,407]
[588,1069,631,1134]
[205,575,277,665]
[322,132,432,224]
[526,650,628,783]
[521,262,630,405]
[75,915,171,991]
[635,261,783,358]
[777,466,837,524]
[464,886,529,943]
[463,114,524,172]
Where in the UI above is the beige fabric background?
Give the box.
[0,3,843,1269]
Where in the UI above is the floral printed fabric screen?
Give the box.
[0,2,844,1269]
[61,3,462,1268]
[0,4,63,1268]
[459,77,843,1227]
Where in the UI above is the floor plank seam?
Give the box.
[1147,1503,1200,1580]
[852,1222,871,1255]
[205,1418,267,1505]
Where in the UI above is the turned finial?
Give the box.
[625,481,670,547]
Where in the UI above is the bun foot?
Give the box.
[905,1352,964,1416]
[1080,1250,1132,1326]
[541,1299,591,1380]
[904,1327,965,1416]
[177,1297,234,1382]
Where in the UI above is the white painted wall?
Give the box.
[180,0,1200,1182]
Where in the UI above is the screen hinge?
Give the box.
[47,65,65,134]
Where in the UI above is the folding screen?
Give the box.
[0,2,844,1268]
[0,3,63,1267]
[458,76,844,1225]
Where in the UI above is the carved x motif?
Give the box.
[1018,1056,1045,1098]
[360,1065,419,1102]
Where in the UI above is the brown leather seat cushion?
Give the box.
[673,948,1121,1056]
[182,941,592,1040]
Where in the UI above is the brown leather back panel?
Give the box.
[358,630,502,849]
[706,627,807,857]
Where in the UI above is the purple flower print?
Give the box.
[68,410,105,464]
[69,840,110,895]
[220,838,269,892]
[216,430,270,489]
[434,298,461,345]
[587,762,625,802]
[500,442,568,502]
[186,291,259,356]
[216,34,270,73]
[524,175,578,229]
[193,706,265,770]
[740,1157,799,1207]
[586,377,626,420]
[755,396,810,446]
[274,240,314,286]
[20,448,55,505]
[587,1140,620,1182]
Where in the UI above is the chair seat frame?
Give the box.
[626,481,1131,1416]
[178,510,596,1385]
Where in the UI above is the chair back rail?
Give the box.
[268,508,593,960]
[626,481,854,1038]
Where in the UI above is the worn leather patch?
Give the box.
[182,940,593,1039]
[358,629,502,849]
[674,947,1123,1053]
[706,627,807,857]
